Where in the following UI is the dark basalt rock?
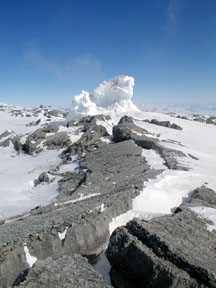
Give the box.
[14,255,111,288]
[67,114,111,128]
[26,119,42,127]
[113,118,186,170]
[45,132,71,149]
[175,186,216,212]
[118,115,134,124]
[23,129,46,154]
[0,135,22,152]
[48,109,65,118]
[11,136,22,152]
[0,130,13,140]
[58,170,86,197]
[63,124,109,158]
[38,172,50,184]
[107,187,216,288]
[194,117,206,123]
[206,116,216,125]
[0,138,11,147]
[42,125,59,133]
[144,119,183,130]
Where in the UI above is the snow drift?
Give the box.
[67,76,140,120]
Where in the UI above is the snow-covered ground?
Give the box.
[1,76,216,233]
[0,106,82,219]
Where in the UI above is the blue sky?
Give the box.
[0,0,215,107]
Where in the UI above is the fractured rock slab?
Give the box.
[14,255,111,288]
[107,187,216,288]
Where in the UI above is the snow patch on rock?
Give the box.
[24,245,37,267]
[190,206,216,232]
[58,227,68,240]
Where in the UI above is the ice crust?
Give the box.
[67,76,140,120]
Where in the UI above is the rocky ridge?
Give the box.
[0,105,215,287]
[0,113,167,287]
[106,186,216,288]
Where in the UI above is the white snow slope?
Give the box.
[0,105,82,219]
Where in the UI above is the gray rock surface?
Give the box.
[206,116,216,125]
[48,109,66,118]
[14,255,111,288]
[145,119,183,130]
[26,119,42,127]
[23,129,46,154]
[38,172,50,184]
[64,123,109,157]
[175,186,216,211]
[0,114,191,287]
[0,130,13,140]
[0,134,21,152]
[113,118,186,170]
[106,186,216,288]
[42,125,59,133]
[45,132,71,149]
[58,170,86,197]
[0,135,160,286]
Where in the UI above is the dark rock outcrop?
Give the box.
[26,119,42,127]
[63,125,109,158]
[0,130,13,140]
[206,116,216,125]
[58,170,86,197]
[45,132,71,149]
[14,255,111,288]
[42,125,59,133]
[48,109,66,118]
[113,117,186,170]
[0,138,160,286]
[107,186,216,288]
[144,119,183,130]
[23,129,46,154]
[0,133,21,152]
[0,114,191,287]
[37,172,50,184]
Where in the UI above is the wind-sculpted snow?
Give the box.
[67,75,140,120]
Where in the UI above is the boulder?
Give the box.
[42,125,59,133]
[48,109,66,118]
[0,130,13,140]
[38,172,50,183]
[11,136,22,152]
[118,115,134,124]
[107,187,216,288]
[14,255,111,288]
[0,138,10,147]
[26,119,42,127]
[145,119,183,130]
[23,129,46,154]
[45,132,71,149]
[206,116,216,125]
[64,124,109,157]
[0,133,21,152]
